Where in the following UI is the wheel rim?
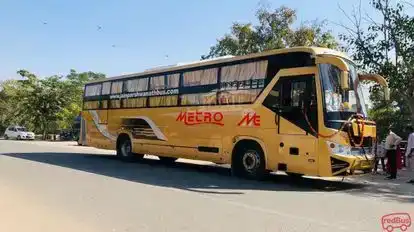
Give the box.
[121,140,131,157]
[242,150,260,173]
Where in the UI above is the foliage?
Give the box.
[340,0,414,138]
[202,6,339,59]
[0,70,105,137]
[0,80,26,133]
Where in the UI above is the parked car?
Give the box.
[3,126,35,140]
[59,129,76,141]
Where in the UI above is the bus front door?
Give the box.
[263,68,319,176]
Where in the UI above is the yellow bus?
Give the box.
[80,47,389,179]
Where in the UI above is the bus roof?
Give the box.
[86,46,351,85]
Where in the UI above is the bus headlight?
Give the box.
[327,141,352,156]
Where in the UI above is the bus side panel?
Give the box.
[106,107,224,162]
[84,103,319,175]
[82,110,115,150]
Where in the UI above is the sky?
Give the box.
[0,0,385,80]
[1,0,412,108]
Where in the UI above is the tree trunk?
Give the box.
[42,121,48,140]
[408,96,414,126]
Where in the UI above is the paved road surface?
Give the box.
[0,140,413,232]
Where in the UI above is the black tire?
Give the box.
[158,156,178,164]
[17,135,21,140]
[231,142,267,180]
[116,135,143,162]
[4,135,8,140]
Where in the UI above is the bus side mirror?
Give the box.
[358,73,390,101]
[341,71,349,90]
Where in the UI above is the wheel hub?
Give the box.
[242,151,259,172]
[121,141,131,156]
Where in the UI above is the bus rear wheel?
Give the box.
[116,135,143,162]
[232,141,266,180]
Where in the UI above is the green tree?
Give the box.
[17,70,71,139]
[0,80,26,133]
[340,0,414,136]
[202,6,338,59]
[0,69,105,138]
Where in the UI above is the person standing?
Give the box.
[405,125,414,184]
[385,126,402,179]
[373,138,386,174]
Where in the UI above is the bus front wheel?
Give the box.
[116,135,143,162]
[232,141,267,180]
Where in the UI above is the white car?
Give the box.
[3,126,35,140]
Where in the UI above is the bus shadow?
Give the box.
[3,152,405,199]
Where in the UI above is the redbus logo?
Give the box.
[176,111,224,126]
[381,213,411,232]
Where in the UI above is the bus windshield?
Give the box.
[319,61,367,128]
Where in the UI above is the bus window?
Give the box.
[150,75,165,90]
[111,81,123,94]
[125,78,148,92]
[101,100,108,109]
[84,84,101,97]
[123,98,147,108]
[218,89,261,104]
[219,60,267,104]
[102,82,111,95]
[180,92,217,106]
[84,101,100,109]
[149,96,178,107]
[263,75,318,135]
[166,73,180,88]
[220,60,267,83]
[183,68,217,87]
[110,99,121,109]
[147,74,180,107]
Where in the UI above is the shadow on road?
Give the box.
[2,152,412,203]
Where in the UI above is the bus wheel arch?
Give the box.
[231,138,268,180]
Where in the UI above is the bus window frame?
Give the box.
[258,66,321,136]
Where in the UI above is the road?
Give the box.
[0,140,413,232]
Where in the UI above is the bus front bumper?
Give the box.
[331,154,374,176]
